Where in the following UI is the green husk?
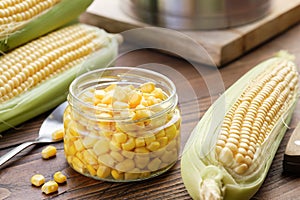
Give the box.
[0,27,119,133]
[181,56,298,200]
[0,0,94,52]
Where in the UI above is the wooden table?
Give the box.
[1,14,300,200]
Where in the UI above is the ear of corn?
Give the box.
[181,52,299,200]
[0,0,94,52]
[0,23,119,133]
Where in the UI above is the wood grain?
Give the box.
[1,14,300,200]
[81,0,300,66]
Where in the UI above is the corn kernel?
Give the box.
[110,151,124,162]
[83,150,98,165]
[52,129,64,140]
[145,135,156,146]
[31,174,45,187]
[134,155,150,169]
[121,150,135,159]
[98,154,116,167]
[135,137,145,147]
[94,89,106,100]
[165,124,177,140]
[112,132,127,144]
[111,169,124,180]
[93,140,109,156]
[129,92,142,108]
[134,147,150,153]
[41,145,57,159]
[74,139,85,152]
[115,159,135,172]
[157,137,168,147]
[151,87,164,100]
[41,181,58,194]
[104,83,116,92]
[97,165,111,178]
[146,141,160,151]
[53,171,67,184]
[87,165,97,176]
[124,172,140,180]
[155,130,166,138]
[147,158,162,171]
[121,137,135,151]
[140,82,155,93]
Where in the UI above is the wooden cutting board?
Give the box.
[81,0,300,67]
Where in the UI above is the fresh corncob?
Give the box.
[0,23,119,133]
[0,0,94,52]
[181,52,299,200]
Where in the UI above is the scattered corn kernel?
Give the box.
[53,171,67,184]
[52,129,64,140]
[42,145,57,159]
[31,174,45,187]
[41,181,58,194]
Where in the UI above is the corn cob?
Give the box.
[0,0,94,52]
[181,52,299,200]
[0,23,119,133]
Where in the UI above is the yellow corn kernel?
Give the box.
[66,144,76,156]
[41,181,59,194]
[110,140,121,151]
[165,124,177,140]
[146,141,160,151]
[97,165,111,178]
[111,169,124,180]
[124,171,140,180]
[98,154,116,167]
[160,150,177,163]
[134,147,150,153]
[53,171,67,184]
[139,172,151,179]
[110,151,124,162]
[157,137,168,147]
[83,150,98,165]
[147,158,162,171]
[115,159,135,172]
[74,139,85,152]
[121,150,135,159]
[151,87,164,100]
[72,157,84,170]
[135,137,146,147]
[93,140,109,156]
[144,135,156,146]
[112,132,127,144]
[104,83,116,92]
[31,174,45,187]
[129,91,142,108]
[140,82,155,93]
[82,133,98,149]
[41,145,57,159]
[134,155,150,169]
[155,130,166,138]
[133,109,152,120]
[52,129,64,140]
[94,89,106,100]
[121,137,135,151]
[86,165,97,176]
[69,126,80,137]
[75,152,84,163]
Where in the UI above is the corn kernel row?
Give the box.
[64,82,181,181]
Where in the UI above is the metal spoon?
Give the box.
[0,101,68,167]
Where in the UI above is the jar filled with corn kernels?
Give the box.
[64,67,181,182]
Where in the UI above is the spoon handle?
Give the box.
[0,141,37,167]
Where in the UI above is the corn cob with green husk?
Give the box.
[0,23,119,133]
[0,0,94,52]
[181,52,299,200]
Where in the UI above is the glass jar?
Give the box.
[63,67,181,182]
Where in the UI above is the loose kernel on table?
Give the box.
[53,171,67,184]
[52,129,64,140]
[31,174,45,187]
[41,181,58,194]
[41,145,57,159]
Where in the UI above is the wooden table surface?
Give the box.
[1,15,300,200]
